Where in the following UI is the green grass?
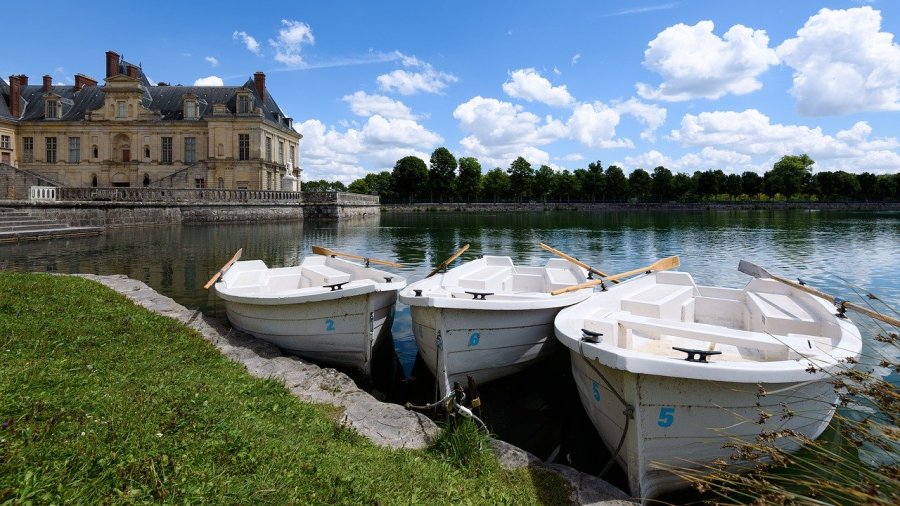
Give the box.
[0,272,570,504]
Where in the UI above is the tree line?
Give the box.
[316,148,900,203]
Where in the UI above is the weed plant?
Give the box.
[0,273,569,504]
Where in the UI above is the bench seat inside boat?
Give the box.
[746,291,819,336]
[302,264,352,287]
[457,266,512,291]
[620,283,694,321]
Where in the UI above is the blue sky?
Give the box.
[5,1,900,183]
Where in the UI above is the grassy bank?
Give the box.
[0,273,569,504]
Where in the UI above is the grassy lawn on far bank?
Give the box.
[0,273,569,504]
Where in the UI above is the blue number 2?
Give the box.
[658,407,675,427]
[325,319,335,332]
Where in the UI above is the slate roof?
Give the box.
[3,61,296,135]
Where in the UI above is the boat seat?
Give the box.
[265,274,304,292]
[747,291,820,336]
[458,267,511,291]
[620,284,693,320]
[544,267,581,291]
[504,273,545,293]
[302,264,351,287]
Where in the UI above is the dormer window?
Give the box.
[237,93,251,114]
[184,98,200,119]
[46,99,60,119]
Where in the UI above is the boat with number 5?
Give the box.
[554,266,862,500]
[211,247,406,376]
[399,253,594,396]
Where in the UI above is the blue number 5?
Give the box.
[658,407,675,427]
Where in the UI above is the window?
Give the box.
[161,137,173,163]
[45,137,57,163]
[184,100,199,119]
[289,145,295,167]
[117,100,127,119]
[194,178,206,189]
[23,137,34,162]
[265,171,272,190]
[184,137,196,163]
[265,136,272,162]
[68,137,81,163]
[92,145,98,159]
[236,180,249,190]
[237,94,250,114]
[238,134,249,160]
[46,100,60,119]
[0,135,9,149]
[278,141,284,165]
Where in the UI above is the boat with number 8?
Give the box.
[211,247,406,376]
[554,263,863,500]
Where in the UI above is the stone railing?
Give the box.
[30,186,58,201]
[56,187,302,203]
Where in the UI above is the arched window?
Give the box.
[91,174,98,187]
[143,174,150,187]
[92,145,98,159]
[218,177,225,189]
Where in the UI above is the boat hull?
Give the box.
[225,289,398,376]
[411,305,562,395]
[569,350,837,499]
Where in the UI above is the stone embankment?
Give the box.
[383,201,900,213]
[80,274,631,505]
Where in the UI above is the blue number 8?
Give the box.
[592,382,601,401]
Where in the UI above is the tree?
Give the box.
[741,171,764,197]
[605,165,628,200]
[347,179,369,194]
[725,173,743,197]
[507,156,534,202]
[672,172,695,200]
[428,147,457,203]
[482,167,510,202]
[695,170,726,198]
[392,156,429,203]
[454,157,482,203]
[766,154,814,199]
[651,166,674,201]
[554,170,580,201]
[533,165,555,203]
[583,161,606,201]
[628,168,652,201]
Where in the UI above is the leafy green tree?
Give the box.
[741,171,764,196]
[429,147,457,203]
[507,156,534,202]
[628,168,652,201]
[582,161,606,201]
[347,179,369,194]
[875,174,898,201]
[533,165,555,203]
[651,166,674,201]
[765,154,814,199]
[857,172,877,200]
[725,173,743,197]
[482,167,510,202]
[303,179,346,192]
[695,170,726,198]
[392,156,429,203]
[554,170,580,201]
[454,157,482,203]
[605,165,628,201]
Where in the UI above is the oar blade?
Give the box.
[653,255,681,271]
[737,260,771,279]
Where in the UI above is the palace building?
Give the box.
[0,51,301,191]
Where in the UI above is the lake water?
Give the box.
[2,209,897,492]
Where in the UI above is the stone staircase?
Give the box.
[0,209,103,242]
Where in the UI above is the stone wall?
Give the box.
[383,201,900,213]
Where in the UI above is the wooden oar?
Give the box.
[311,245,402,268]
[539,242,619,284]
[203,248,242,289]
[426,244,470,278]
[738,260,900,327]
[550,256,681,295]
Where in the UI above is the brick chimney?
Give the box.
[105,51,120,78]
[43,75,52,92]
[253,72,266,103]
[74,74,97,91]
[8,75,22,118]
[126,64,138,79]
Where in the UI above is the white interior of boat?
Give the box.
[559,271,861,379]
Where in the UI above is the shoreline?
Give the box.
[381,200,900,213]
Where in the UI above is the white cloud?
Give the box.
[502,68,574,107]
[567,102,633,149]
[205,56,219,67]
[561,153,584,162]
[620,147,756,175]
[776,6,900,116]
[269,20,315,67]
[194,75,224,86]
[612,98,667,140]
[571,53,581,65]
[669,109,900,173]
[342,91,415,120]
[232,31,261,54]
[636,20,779,101]
[376,54,458,95]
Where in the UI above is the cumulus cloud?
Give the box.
[270,19,315,67]
[636,20,779,101]
[194,76,224,86]
[502,68,574,107]
[777,6,900,116]
[376,54,458,95]
[669,109,900,173]
[612,98,667,140]
[620,147,755,175]
[232,31,261,54]
[566,102,632,149]
[205,56,219,67]
[342,91,416,120]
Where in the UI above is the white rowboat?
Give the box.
[554,269,862,500]
[214,254,406,376]
[399,255,593,395]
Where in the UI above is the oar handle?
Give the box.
[427,244,470,278]
[550,255,680,295]
[311,245,402,268]
[204,248,242,289]
[538,243,617,283]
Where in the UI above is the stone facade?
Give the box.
[1,51,301,191]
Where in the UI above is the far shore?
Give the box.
[381,200,900,213]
